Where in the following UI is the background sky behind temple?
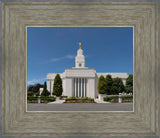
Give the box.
[27,27,133,85]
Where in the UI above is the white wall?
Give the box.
[95,76,99,98]
[51,80,54,95]
[87,78,95,99]
[47,80,50,92]
[62,79,66,96]
[65,78,73,97]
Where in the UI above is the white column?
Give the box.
[75,78,76,97]
[84,78,86,97]
[78,78,79,97]
[81,78,82,97]
[50,81,52,96]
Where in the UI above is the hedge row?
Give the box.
[103,96,119,102]
[27,96,56,102]
[65,96,94,101]
[104,96,133,103]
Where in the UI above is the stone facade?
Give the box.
[47,44,128,99]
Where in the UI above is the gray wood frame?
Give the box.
[1,1,159,137]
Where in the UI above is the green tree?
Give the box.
[112,77,125,95]
[41,81,50,96]
[105,74,113,95]
[53,74,63,97]
[125,74,133,93]
[27,91,34,96]
[97,75,107,94]
[28,83,43,95]
[28,85,34,91]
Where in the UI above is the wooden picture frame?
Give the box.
[1,1,159,137]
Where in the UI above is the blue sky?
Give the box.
[27,27,133,85]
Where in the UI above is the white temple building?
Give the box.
[46,43,128,99]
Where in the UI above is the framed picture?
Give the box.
[27,26,134,112]
[1,1,159,137]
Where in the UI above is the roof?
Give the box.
[96,73,129,79]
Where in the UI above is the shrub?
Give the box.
[41,81,50,96]
[70,96,77,100]
[98,75,107,94]
[122,96,133,102]
[105,75,113,95]
[104,96,119,102]
[27,96,56,103]
[40,96,56,102]
[53,74,63,97]
[60,96,68,98]
[27,91,34,96]
[125,74,133,93]
[27,96,38,101]
[112,78,125,95]
[65,97,94,103]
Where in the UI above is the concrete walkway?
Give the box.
[48,99,109,104]
[95,99,110,103]
[48,99,65,104]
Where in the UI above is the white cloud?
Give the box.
[50,54,75,62]
[27,78,46,85]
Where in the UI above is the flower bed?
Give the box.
[64,96,95,103]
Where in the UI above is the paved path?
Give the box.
[95,99,110,103]
[48,99,109,104]
[48,100,65,104]
[27,103,133,111]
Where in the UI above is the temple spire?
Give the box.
[75,42,85,68]
[79,42,81,49]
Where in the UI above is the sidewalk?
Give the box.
[48,98,110,104]
[48,99,65,104]
[94,99,110,103]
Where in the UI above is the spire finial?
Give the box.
[79,42,81,49]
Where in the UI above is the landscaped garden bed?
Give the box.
[27,96,56,103]
[64,96,95,103]
[103,96,133,103]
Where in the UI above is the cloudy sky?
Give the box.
[27,27,133,85]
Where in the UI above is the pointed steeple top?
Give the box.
[79,42,81,49]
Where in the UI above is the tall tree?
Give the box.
[53,74,63,97]
[28,84,43,92]
[27,83,44,95]
[27,91,34,96]
[125,74,133,93]
[41,81,50,96]
[97,75,107,94]
[105,74,113,95]
[112,77,125,95]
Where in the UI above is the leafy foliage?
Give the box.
[41,81,50,96]
[27,83,43,95]
[105,75,113,95]
[65,96,94,103]
[103,96,119,102]
[27,91,34,96]
[53,74,63,97]
[97,75,107,94]
[125,74,133,93]
[112,77,125,95]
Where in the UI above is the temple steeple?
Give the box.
[75,42,85,68]
[79,42,81,49]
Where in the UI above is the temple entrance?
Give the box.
[73,78,87,97]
